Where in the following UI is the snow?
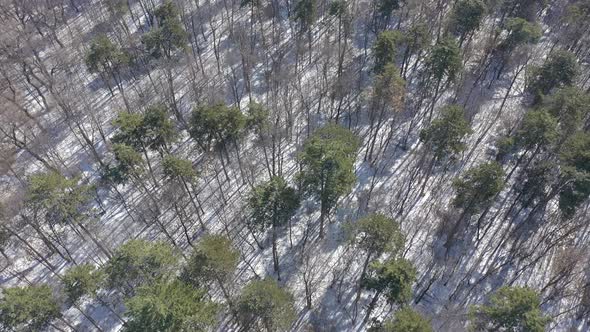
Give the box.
[1,0,589,331]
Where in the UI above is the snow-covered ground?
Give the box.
[1,0,589,331]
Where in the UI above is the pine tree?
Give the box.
[85,35,130,100]
[349,214,405,319]
[452,162,505,216]
[527,50,578,102]
[558,132,590,218]
[106,239,180,294]
[293,0,317,33]
[449,0,486,44]
[236,278,296,331]
[182,234,240,304]
[470,286,549,331]
[142,1,187,59]
[124,279,218,331]
[541,87,590,139]
[499,17,542,52]
[26,172,112,260]
[62,264,105,305]
[419,104,472,163]
[298,124,360,238]
[373,30,403,73]
[362,258,417,323]
[0,285,61,331]
[247,177,299,279]
[446,162,505,248]
[189,103,247,151]
[370,307,433,332]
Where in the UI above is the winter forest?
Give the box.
[0,0,590,330]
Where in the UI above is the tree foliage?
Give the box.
[419,104,472,162]
[124,279,218,331]
[514,109,558,151]
[142,1,187,59]
[527,50,578,101]
[372,63,406,113]
[374,30,403,73]
[449,0,486,41]
[558,132,590,217]
[0,285,61,331]
[349,213,405,257]
[370,308,433,332]
[298,124,360,238]
[363,258,417,305]
[499,17,542,51]
[162,155,197,180]
[112,105,177,153]
[189,103,247,150]
[248,176,299,232]
[423,36,462,84]
[26,172,91,226]
[470,286,549,332]
[453,162,505,215]
[62,264,105,305]
[236,278,296,331]
[86,35,129,74]
[106,239,180,292]
[541,86,590,138]
[182,234,240,287]
[293,0,317,32]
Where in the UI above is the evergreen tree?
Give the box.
[366,63,406,161]
[236,278,296,331]
[370,307,433,332]
[62,264,105,305]
[298,124,360,238]
[452,162,505,215]
[527,50,578,102]
[26,172,112,260]
[85,35,130,96]
[293,0,317,33]
[424,36,462,85]
[419,104,472,162]
[106,143,145,184]
[449,0,486,44]
[0,285,61,331]
[124,279,218,331]
[515,161,555,208]
[470,286,549,331]
[399,23,430,78]
[142,1,187,59]
[245,101,270,136]
[499,17,542,52]
[189,103,247,151]
[422,36,462,119]
[558,132,590,218]
[541,87,590,139]
[373,30,403,73]
[27,172,91,227]
[362,258,417,323]
[106,239,180,294]
[86,35,128,72]
[162,156,197,180]
[375,0,402,27]
[112,105,177,154]
[349,214,405,318]
[247,176,300,279]
[446,162,505,247]
[182,234,240,303]
[514,109,558,151]
[141,104,178,152]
